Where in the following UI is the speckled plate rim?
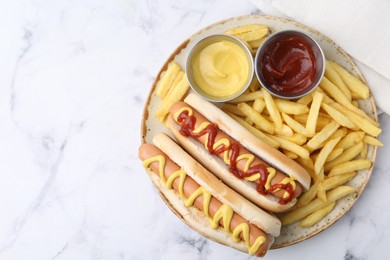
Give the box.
[140,15,378,250]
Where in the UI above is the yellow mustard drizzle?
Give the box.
[173,107,297,199]
[210,204,233,232]
[166,168,186,199]
[280,176,297,198]
[264,168,276,190]
[238,153,255,172]
[232,223,266,255]
[143,154,265,255]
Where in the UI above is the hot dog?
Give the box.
[167,93,311,212]
[139,133,281,257]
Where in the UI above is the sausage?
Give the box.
[139,143,271,257]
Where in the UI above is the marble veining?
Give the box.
[1,0,389,259]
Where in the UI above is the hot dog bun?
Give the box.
[186,92,311,191]
[139,133,281,256]
[167,93,311,212]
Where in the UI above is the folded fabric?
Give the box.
[250,0,390,115]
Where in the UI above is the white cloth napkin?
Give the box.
[250,0,390,115]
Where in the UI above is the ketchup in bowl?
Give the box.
[255,30,325,99]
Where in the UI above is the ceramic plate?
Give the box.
[140,15,378,249]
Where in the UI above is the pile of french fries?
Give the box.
[153,24,383,228]
[155,61,189,122]
[224,59,383,227]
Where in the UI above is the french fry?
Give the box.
[234,27,269,42]
[229,90,263,103]
[335,131,365,150]
[238,102,275,134]
[314,137,342,176]
[253,97,265,113]
[227,112,280,148]
[325,147,344,162]
[262,88,283,129]
[155,61,181,98]
[248,37,267,49]
[276,133,307,146]
[330,103,381,137]
[317,167,325,182]
[319,77,353,109]
[281,186,356,225]
[309,168,320,183]
[321,103,357,130]
[360,142,368,159]
[249,77,261,92]
[303,144,315,154]
[166,71,185,97]
[316,168,326,201]
[329,127,348,139]
[282,113,311,137]
[324,142,363,172]
[283,150,299,159]
[224,24,268,35]
[222,103,246,117]
[155,74,189,122]
[297,94,313,105]
[275,99,309,115]
[328,159,372,176]
[316,189,327,202]
[312,88,334,104]
[295,182,319,208]
[328,60,370,99]
[307,121,340,150]
[363,135,384,146]
[318,172,356,192]
[295,114,331,129]
[315,128,348,151]
[325,60,352,100]
[273,124,293,137]
[308,168,319,183]
[268,135,310,159]
[306,92,323,136]
[300,202,336,227]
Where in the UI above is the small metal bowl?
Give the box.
[186,34,254,102]
[255,30,325,99]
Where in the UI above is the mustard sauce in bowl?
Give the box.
[186,34,254,102]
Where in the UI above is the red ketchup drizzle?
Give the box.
[176,109,295,204]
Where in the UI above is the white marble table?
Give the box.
[1,0,389,259]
